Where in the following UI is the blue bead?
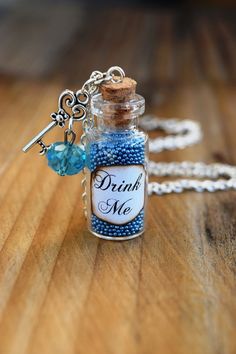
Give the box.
[46,142,85,176]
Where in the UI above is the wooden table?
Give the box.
[0,5,236,354]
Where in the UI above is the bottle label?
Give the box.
[91,165,146,225]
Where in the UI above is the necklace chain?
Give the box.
[139,115,236,195]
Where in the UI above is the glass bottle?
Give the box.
[85,89,148,241]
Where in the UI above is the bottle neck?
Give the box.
[91,93,145,133]
[97,116,138,132]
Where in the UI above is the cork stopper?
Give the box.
[100,77,137,103]
[94,76,143,129]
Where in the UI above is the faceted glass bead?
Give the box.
[46,142,85,176]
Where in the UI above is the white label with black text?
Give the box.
[91,165,145,225]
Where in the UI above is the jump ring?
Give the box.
[107,66,125,83]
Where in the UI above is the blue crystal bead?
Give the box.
[46,142,85,176]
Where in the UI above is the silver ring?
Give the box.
[107,66,125,83]
[76,89,90,105]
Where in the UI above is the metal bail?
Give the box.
[64,129,76,146]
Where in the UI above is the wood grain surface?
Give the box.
[0,4,236,354]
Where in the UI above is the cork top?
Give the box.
[100,77,137,103]
[91,75,144,129]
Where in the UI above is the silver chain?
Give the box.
[139,115,236,195]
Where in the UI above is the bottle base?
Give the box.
[90,229,144,241]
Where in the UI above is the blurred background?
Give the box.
[0,0,235,171]
[1,0,236,88]
[0,0,234,159]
